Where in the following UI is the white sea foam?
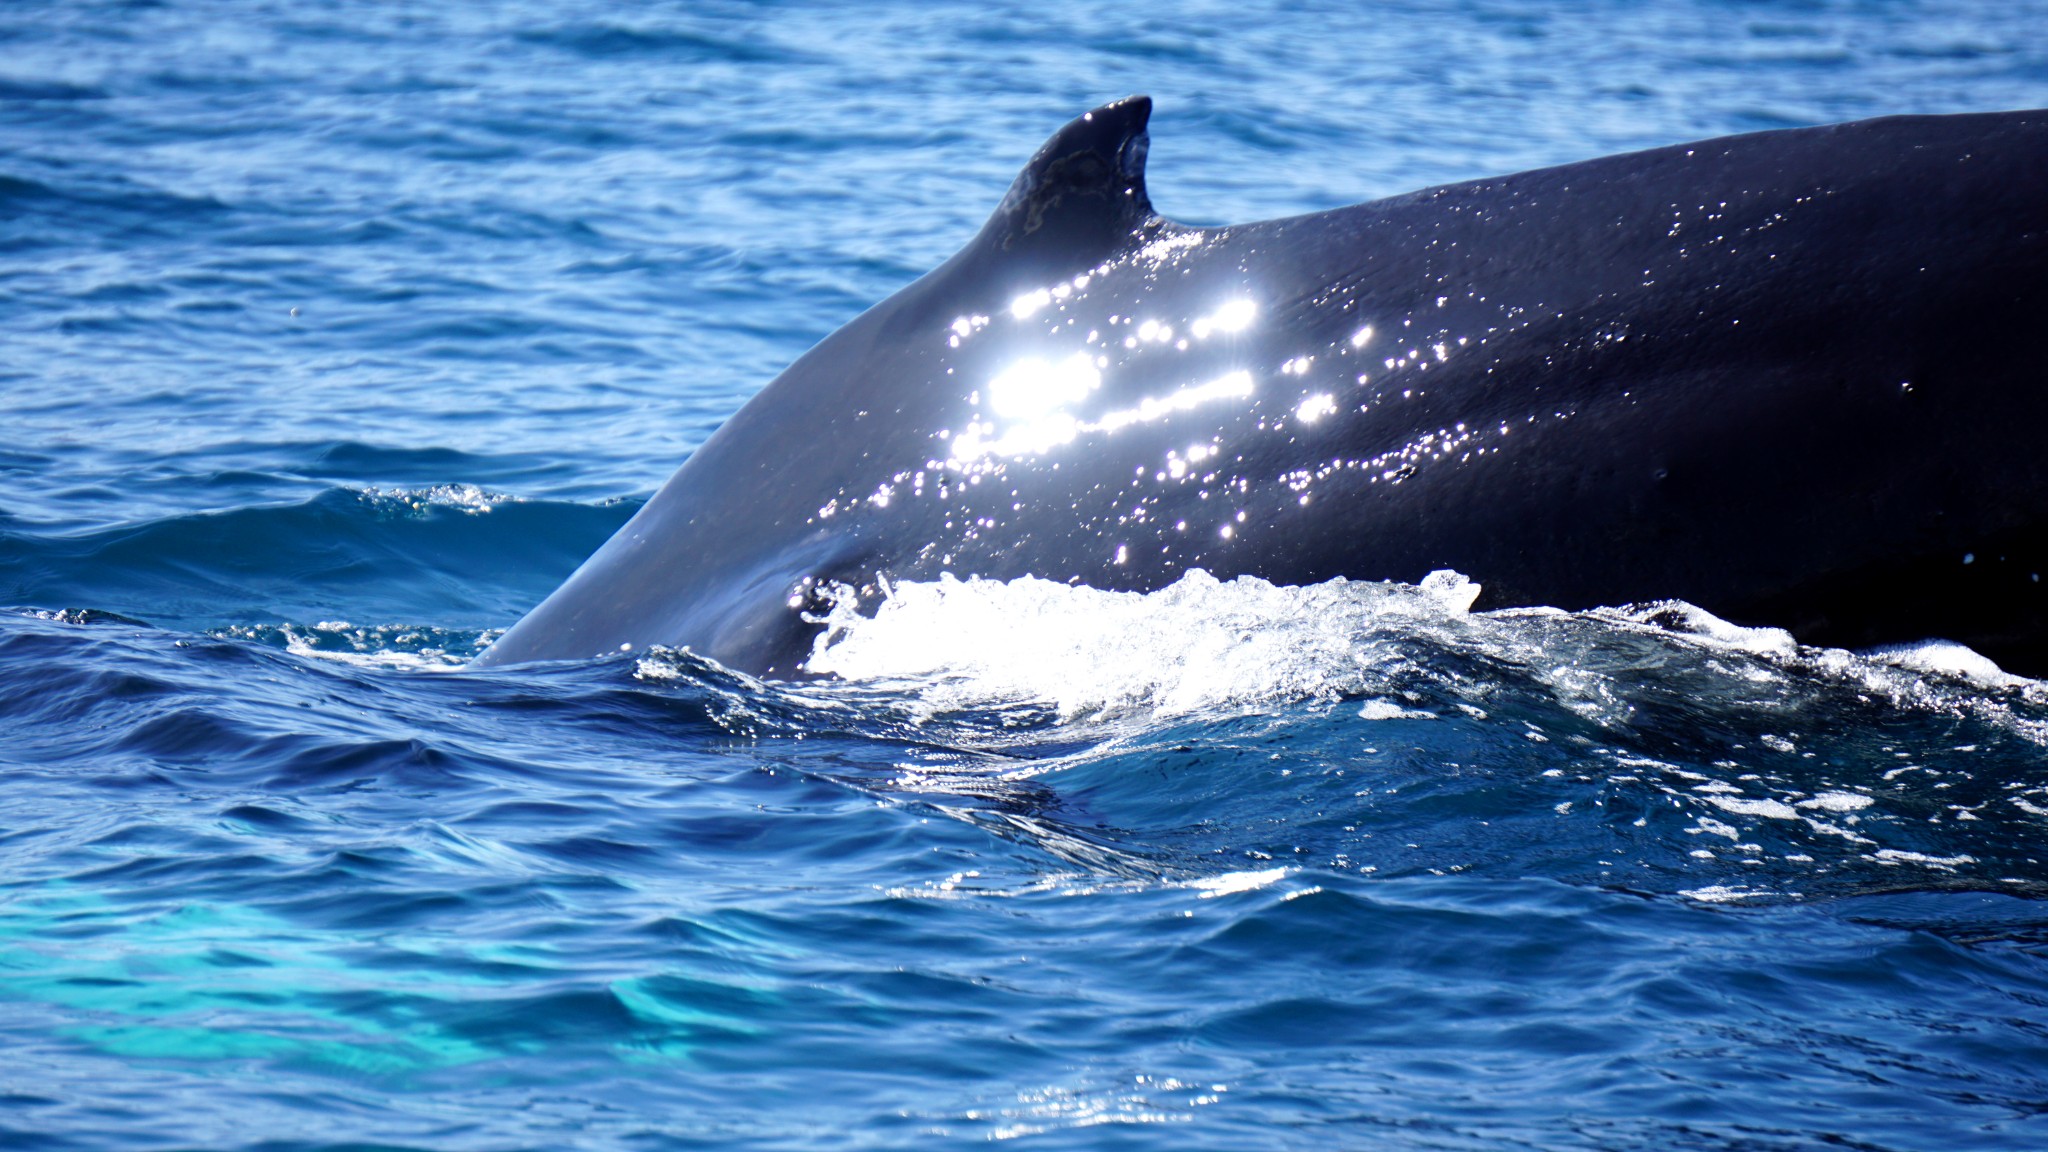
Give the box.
[357,484,520,515]
[805,568,1481,720]
[1595,600,1800,658]
[1869,848,1976,870]
[216,622,493,670]
[789,570,2048,888]
[1680,884,1798,903]
[1797,791,1874,813]
[1703,796,1801,820]
[1859,638,2026,689]
[800,568,2044,737]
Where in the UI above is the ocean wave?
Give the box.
[801,568,2043,722]
[214,621,496,669]
[682,569,2048,904]
[0,485,631,632]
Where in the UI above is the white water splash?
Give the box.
[216,622,493,670]
[801,567,2046,736]
[357,484,521,515]
[805,568,1481,720]
[1860,638,2027,690]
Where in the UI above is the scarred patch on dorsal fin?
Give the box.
[974,96,1157,265]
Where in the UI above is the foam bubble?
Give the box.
[357,484,520,516]
[1860,639,2024,689]
[1797,791,1873,813]
[1680,884,1797,903]
[216,622,493,670]
[1599,600,1799,658]
[1703,796,1800,820]
[805,568,1482,720]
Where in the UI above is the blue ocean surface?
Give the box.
[5,1,2048,1148]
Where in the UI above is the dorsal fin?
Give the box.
[974,96,1156,265]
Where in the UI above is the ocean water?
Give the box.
[5,1,2048,1148]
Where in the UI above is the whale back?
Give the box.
[476,101,2048,676]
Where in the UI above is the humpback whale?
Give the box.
[477,97,2048,677]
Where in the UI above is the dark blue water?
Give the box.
[7,2,2048,1148]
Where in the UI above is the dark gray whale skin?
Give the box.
[476,97,2048,677]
